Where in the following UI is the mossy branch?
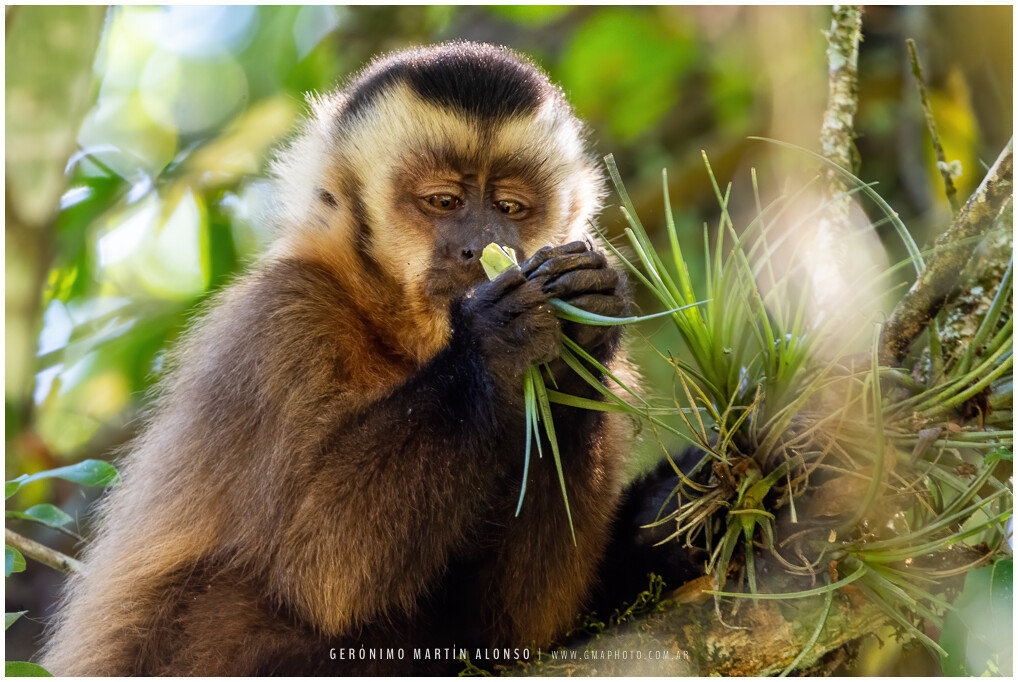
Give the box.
[5,527,82,574]
[880,138,1014,365]
[504,589,892,676]
[820,5,863,183]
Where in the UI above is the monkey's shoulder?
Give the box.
[173,257,425,402]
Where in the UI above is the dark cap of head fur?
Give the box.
[339,41,562,123]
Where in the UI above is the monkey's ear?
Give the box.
[317,188,339,209]
[269,92,347,234]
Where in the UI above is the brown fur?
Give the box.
[41,42,635,675]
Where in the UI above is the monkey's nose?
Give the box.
[460,248,475,261]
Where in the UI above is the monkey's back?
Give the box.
[40,262,372,674]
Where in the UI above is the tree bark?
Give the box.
[880,139,1014,365]
[505,589,892,676]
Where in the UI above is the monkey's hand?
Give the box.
[460,259,563,383]
[522,241,629,363]
[460,241,628,384]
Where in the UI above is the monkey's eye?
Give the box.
[494,199,524,215]
[425,194,462,211]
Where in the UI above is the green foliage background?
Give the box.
[4,5,1012,669]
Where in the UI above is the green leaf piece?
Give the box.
[5,479,25,500]
[4,661,54,677]
[5,611,28,631]
[5,546,27,577]
[6,504,74,530]
[18,459,120,489]
[480,242,519,280]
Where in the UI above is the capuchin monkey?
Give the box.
[42,42,696,676]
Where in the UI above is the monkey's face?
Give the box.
[330,83,602,308]
[406,163,538,304]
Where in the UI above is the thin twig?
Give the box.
[880,138,1014,364]
[5,527,81,574]
[906,39,961,214]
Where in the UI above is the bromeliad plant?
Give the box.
[480,140,1010,670]
[592,148,1012,672]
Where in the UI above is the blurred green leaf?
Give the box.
[5,481,23,500]
[559,8,696,141]
[5,6,106,225]
[238,6,305,99]
[203,193,239,289]
[50,172,125,304]
[985,448,1012,464]
[708,52,755,133]
[6,504,74,530]
[5,611,28,631]
[939,558,1013,675]
[4,661,53,677]
[6,459,120,500]
[488,5,572,26]
[24,459,120,487]
[5,546,27,577]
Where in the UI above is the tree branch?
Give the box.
[813,5,863,305]
[5,527,81,574]
[880,138,1014,365]
[906,39,961,214]
[505,589,892,676]
[820,5,863,183]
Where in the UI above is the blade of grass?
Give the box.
[840,325,886,533]
[705,562,867,599]
[853,578,948,655]
[559,336,648,405]
[531,366,576,545]
[515,372,537,516]
[749,137,924,274]
[778,578,834,677]
[549,298,708,326]
[662,168,701,314]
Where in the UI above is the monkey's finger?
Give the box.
[542,267,618,299]
[560,292,627,318]
[520,241,588,276]
[499,278,555,318]
[474,267,527,301]
[529,251,607,281]
[467,270,528,320]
